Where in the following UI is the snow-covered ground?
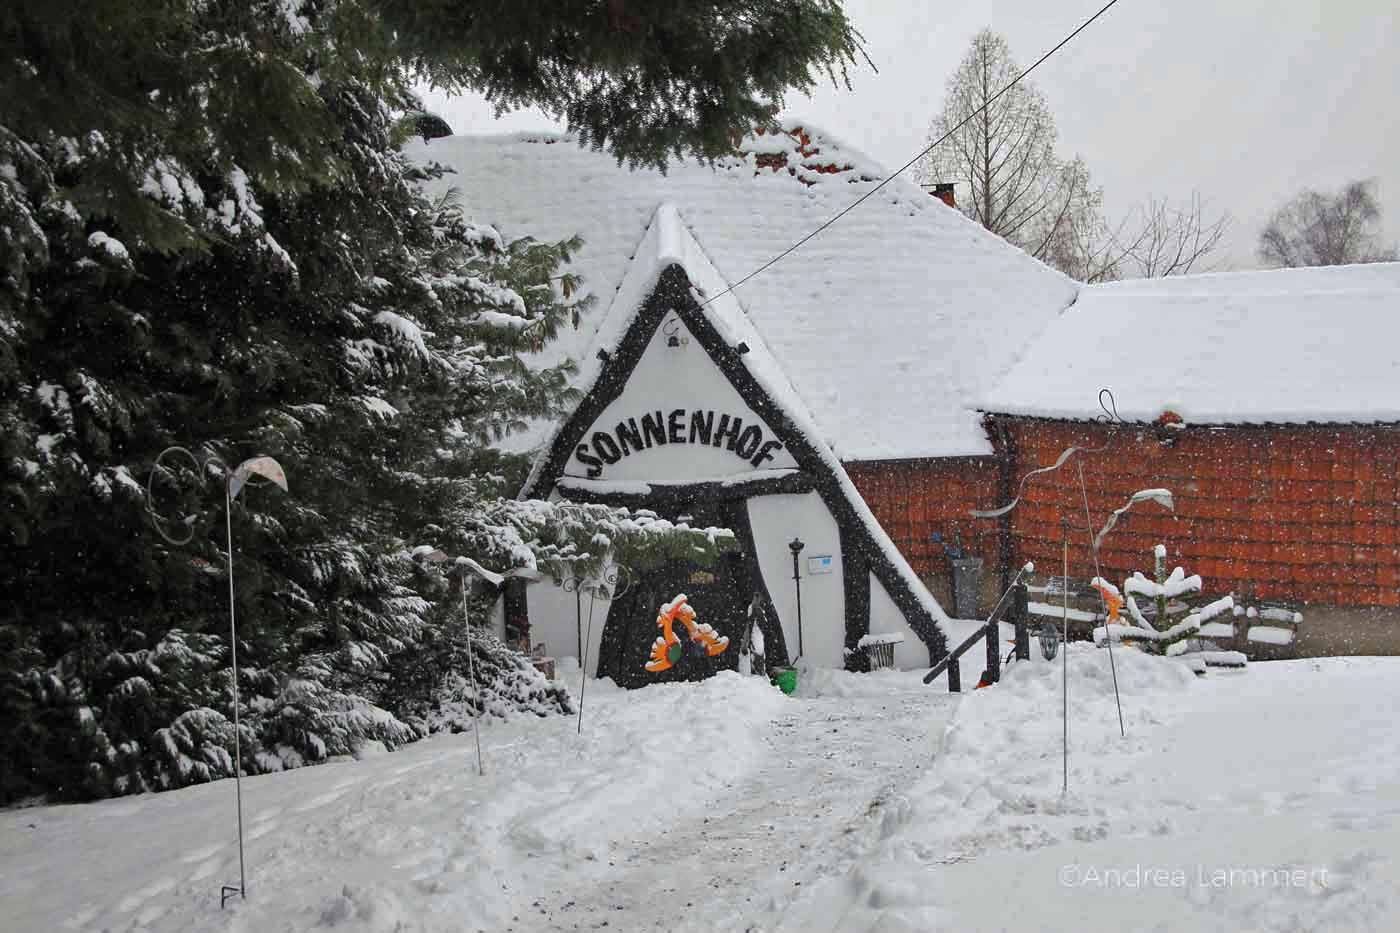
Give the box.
[4,648,1398,932]
[759,649,1400,933]
[0,666,955,932]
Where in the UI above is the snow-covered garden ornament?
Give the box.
[412,547,543,775]
[573,561,634,735]
[644,594,730,673]
[146,446,288,909]
[1092,544,1240,670]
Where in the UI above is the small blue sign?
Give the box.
[807,554,834,575]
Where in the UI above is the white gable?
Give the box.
[525,203,949,636]
[409,122,1077,460]
[567,315,797,482]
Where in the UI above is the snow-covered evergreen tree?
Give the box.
[0,0,804,802]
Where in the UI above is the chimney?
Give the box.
[931,183,956,209]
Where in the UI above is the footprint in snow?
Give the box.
[115,876,175,914]
[293,789,350,812]
[179,842,224,864]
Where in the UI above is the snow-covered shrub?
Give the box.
[261,679,423,767]
[150,708,244,790]
[390,628,572,734]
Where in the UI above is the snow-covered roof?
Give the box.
[409,123,1076,459]
[522,202,949,631]
[981,263,1400,425]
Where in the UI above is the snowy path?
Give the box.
[524,674,953,932]
[0,669,958,933]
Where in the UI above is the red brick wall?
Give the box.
[995,419,1400,608]
[844,457,1002,576]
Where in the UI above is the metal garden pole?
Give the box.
[457,573,485,776]
[789,538,805,658]
[1062,523,1070,797]
[147,448,287,909]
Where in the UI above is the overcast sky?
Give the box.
[421,0,1398,272]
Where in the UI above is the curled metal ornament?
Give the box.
[147,446,289,546]
[969,387,1122,520]
[557,575,587,595]
[595,563,634,601]
[146,446,213,546]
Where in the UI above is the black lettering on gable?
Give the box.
[641,411,667,447]
[735,425,762,459]
[575,444,604,479]
[615,418,644,457]
[689,410,714,445]
[592,431,621,464]
[713,414,743,451]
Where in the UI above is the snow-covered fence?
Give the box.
[1207,603,1304,659]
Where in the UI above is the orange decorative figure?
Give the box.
[1092,581,1124,623]
[645,594,729,672]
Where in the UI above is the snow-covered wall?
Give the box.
[747,492,846,667]
[868,573,930,670]
[523,574,614,674]
[565,317,796,482]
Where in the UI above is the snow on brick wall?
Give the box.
[994,418,1400,609]
[844,457,1003,576]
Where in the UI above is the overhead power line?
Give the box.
[701,0,1125,307]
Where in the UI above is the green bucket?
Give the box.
[773,668,798,696]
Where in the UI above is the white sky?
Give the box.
[420,0,1399,272]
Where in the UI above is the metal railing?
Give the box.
[923,582,1030,691]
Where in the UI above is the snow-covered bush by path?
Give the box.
[402,630,573,734]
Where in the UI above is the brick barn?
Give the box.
[974,264,1400,655]
[415,123,1400,667]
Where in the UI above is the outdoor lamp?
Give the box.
[789,538,805,658]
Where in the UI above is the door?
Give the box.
[598,549,750,688]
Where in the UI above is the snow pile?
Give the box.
[793,663,923,699]
[761,645,1199,931]
[1247,626,1295,646]
[0,672,786,932]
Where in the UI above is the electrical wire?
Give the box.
[700,0,1125,308]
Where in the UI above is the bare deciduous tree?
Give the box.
[1258,179,1397,268]
[921,30,1096,260]
[922,30,1227,283]
[1124,193,1230,278]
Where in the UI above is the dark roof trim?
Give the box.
[523,263,947,662]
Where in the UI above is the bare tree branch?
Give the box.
[1125,193,1230,277]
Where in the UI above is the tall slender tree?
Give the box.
[921,29,1225,282]
[921,30,1094,261]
